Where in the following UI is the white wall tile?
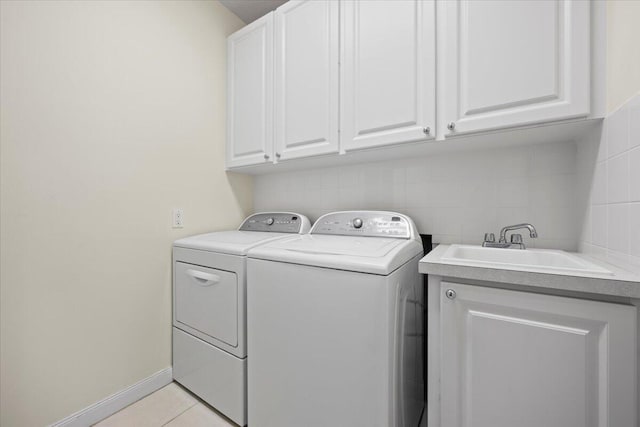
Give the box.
[597,122,608,162]
[530,142,576,176]
[423,180,463,207]
[500,147,531,177]
[460,206,497,243]
[254,142,580,249]
[630,203,640,258]
[606,153,629,203]
[607,105,629,158]
[629,147,640,201]
[338,165,362,188]
[607,204,629,254]
[591,161,607,204]
[405,182,429,209]
[581,205,592,244]
[405,163,429,184]
[338,185,363,210]
[321,167,340,189]
[591,205,607,247]
[304,171,323,191]
[530,174,574,207]
[496,178,528,207]
[533,205,577,241]
[533,238,574,251]
[577,94,640,274]
[416,207,464,236]
[628,96,640,149]
[430,234,462,245]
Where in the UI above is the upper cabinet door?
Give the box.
[274,1,339,161]
[341,0,436,152]
[227,13,274,168]
[439,0,590,137]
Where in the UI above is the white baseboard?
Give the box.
[49,367,173,427]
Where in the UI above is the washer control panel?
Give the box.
[239,213,304,233]
[311,212,411,238]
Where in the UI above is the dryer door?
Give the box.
[175,262,238,347]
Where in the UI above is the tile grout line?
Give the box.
[160,400,198,427]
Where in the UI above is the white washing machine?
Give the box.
[171,212,311,426]
[247,211,425,427]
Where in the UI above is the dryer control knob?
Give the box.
[353,218,363,229]
[266,217,275,226]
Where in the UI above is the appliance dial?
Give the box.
[353,218,363,229]
[266,217,275,226]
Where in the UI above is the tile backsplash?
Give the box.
[254,141,582,250]
[579,92,640,272]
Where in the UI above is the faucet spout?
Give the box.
[499,223,538,243]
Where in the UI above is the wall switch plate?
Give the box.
[172,208,184,228]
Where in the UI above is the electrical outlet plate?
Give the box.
[172,208,184,228]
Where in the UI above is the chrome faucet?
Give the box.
[483,223,538,249]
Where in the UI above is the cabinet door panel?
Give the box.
[441,282,636,427]
[341,0,435,151]
[274,0,339,161]
[227,14,273,168]
[439,0,590,136]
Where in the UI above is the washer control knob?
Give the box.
[353,218,363,229]
[265,217,275,226]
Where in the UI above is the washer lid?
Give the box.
[174,231,295,256]
[248,234,423,275]
[173,212,311,256]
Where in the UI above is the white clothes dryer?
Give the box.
[247,211,424,427]
[172,212,311,426]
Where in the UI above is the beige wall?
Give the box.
[607,0,640,112]
[0,1,251,425]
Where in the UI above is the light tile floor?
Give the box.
[96,381,428,427]
[95,382,236,427]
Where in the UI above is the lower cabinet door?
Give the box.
[440,282,637,427]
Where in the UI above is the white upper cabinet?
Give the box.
[226,0,598,171]
[226,13,274,168]
[439,0,590,137]
[274,0,339,161]
[440,282,637,427]
[341,0,436,152]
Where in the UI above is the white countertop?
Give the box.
[420,244,640,298]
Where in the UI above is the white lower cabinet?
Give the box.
[439,282,637,427]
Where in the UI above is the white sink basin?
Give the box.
[441,245,613,275]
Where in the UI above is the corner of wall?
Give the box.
[578,93,640,273]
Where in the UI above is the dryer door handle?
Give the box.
[186,269,221,287]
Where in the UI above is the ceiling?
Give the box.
[220,0,288,24]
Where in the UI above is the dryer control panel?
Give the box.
[239,213,306,233]
[311,211,412,239]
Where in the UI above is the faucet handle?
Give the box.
[484,233,495,243]
[510,234,523,244]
